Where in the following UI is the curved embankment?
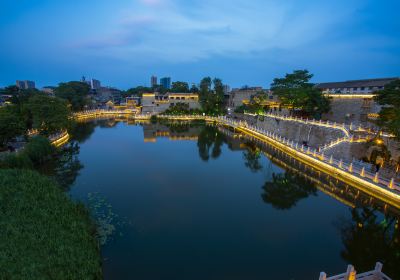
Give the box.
[50,131,70,147]
[74,110,400,209]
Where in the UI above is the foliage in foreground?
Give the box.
[0,169,102,279]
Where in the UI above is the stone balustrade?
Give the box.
[319,262,392,280]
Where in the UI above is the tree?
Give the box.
[271,70,330,119]
[1,86,38,110]
[198,77,226,115]
[25,94,71,136]
[55,81,90,111]
[124,86,153,97]
[190,84,199,93]
[171,81,189,93]
[374,79,400,139]
[0,105,25,149]
[23,136,56,165]
[200,77,212,95]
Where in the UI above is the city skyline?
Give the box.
[1,0,399,89]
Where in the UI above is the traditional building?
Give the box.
[315,77,398,96]
[141,92,200,114]
[317,77,399,125]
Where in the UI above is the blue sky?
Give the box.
[0,0,399,89]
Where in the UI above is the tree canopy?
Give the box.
[0,105,25,149]
[171,81,189,93]
[54,81,90,111]
[374,79,400,139]
[271,70,330,119]
[24,94,71,136]
[198,77,226,115]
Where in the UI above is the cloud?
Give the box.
[69,0,392,64]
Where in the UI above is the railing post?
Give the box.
[389,178,395,189]
[319,272,327,280]
[374,262,383,277]
[349,163,353,173]
[374,173,379,183]
[346,265,356,280]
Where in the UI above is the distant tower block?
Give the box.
[151,75,158,87]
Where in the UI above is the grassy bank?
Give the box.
[0,169,102,279]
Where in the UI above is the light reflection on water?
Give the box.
[67,120,400,280]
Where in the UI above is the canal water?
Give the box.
[66,120,399,280]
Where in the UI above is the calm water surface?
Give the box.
[66,120,399,280]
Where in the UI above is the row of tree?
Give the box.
[0,81,93,149]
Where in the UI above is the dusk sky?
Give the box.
[0,0,399,89]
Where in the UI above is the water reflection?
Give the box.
[38,142,83,191]
[70,120,400,279]
[261,172,317,210]
[337,207,400,278]
[197,125,226,161]
[242,142,263,172]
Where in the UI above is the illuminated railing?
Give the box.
[49,130,70,147]
[245,111,396,138]
[244,111,350,137]
[319,262,392,280]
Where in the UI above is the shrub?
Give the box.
[23,136,55,165]
[0,153,33,169]
[0,169,102,279]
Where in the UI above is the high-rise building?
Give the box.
[151,76,158,87]
[223,85,231,94]
[16,80,36,89]
[160,77,171,89]
[90,79,101,90]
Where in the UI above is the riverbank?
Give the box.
[0,169,102,279]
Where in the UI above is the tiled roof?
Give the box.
[315,78,399,89]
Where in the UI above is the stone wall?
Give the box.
[236,114,345,149]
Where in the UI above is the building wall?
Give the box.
[229,90,260,108]
[322,97,381,125]
[141,93,200,113]
[168,94,200,110]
